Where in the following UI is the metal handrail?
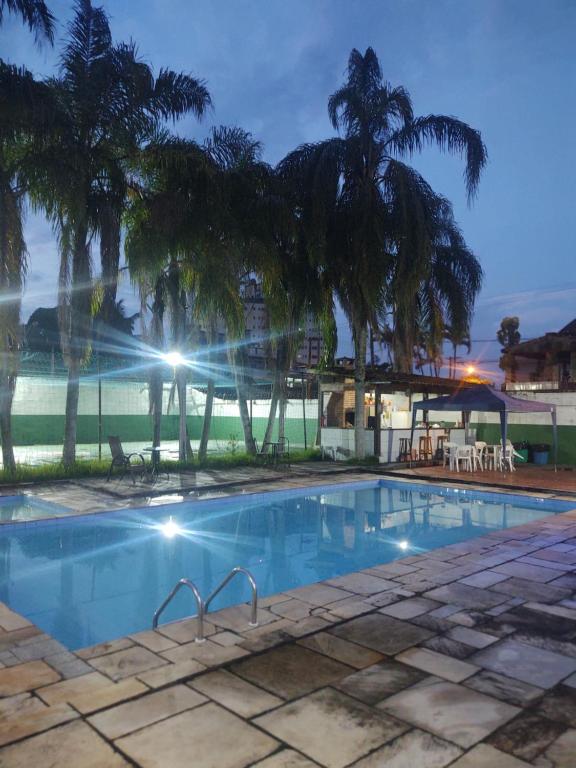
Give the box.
[151,567,259,643]
[205,567,259,627]
[152,578,206,643]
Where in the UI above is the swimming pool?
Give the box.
[0,479,573,649]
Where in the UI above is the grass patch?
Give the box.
[0,447,323,486]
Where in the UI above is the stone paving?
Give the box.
[0,474,575,765]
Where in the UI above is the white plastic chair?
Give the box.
[474,441,487,470]
[498,443,516,472]
[455,445,473,472]
[443,441,458,470]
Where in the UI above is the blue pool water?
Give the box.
[0,480,573,649]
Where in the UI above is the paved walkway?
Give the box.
[388,464,576,497]
[0,479,575,766]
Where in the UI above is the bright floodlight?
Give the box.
[160,517,181,539]
[466,365,476,375]
[398,540,409,551]
[163,351,185,367]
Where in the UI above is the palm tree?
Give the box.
[0,0,54,42]
[0,61,56,471]
[25,0,210,466]
[391,196,482,374]
[280,48,486,457]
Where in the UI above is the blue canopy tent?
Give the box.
[410,384,558,469]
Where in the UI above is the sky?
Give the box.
[2,0,575,380]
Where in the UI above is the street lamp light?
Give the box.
[163,350,185,367]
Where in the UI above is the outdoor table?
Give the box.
[143,446,170,482]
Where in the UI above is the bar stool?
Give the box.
[435,434,447,461]
[398,438,411,463]
[418,435,433,462]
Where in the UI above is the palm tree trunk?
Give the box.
[353,322,367,459]
[278,375,287,443]
[0,372,16,472]
[262,374,280,451]
[62,356,80,466]
[228,345,256,455]
[150,368,163,448]
[99,203,121,324]
[198,378,214,462]
[176,368,188,461]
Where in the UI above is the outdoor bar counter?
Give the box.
[321,426,468,463]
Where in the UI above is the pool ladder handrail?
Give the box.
[152,566,258,643]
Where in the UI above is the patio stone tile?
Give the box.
[493,562,561,583]
[0,692,41,718]
[334,659,426,704]
[230,644,352,699]
[0,606,33,632]
[378,680,519,748]
[44,651,93,679]
[464,670,544,707]
[11,636,68,662]
[470,639,576,688]
[550,573,576,589]
[209,604,277,632]
[329,613,434,655]
[379,597,440,619]
[350,729,463,768]
[563,671,576,688]
[421,635,474,660]
[129,629,178,653]
[410,613,455,634]
[0,701,78,747]
[270,598,316,620]
[0,627,42,654]
[282,616,334,638]
[535,687,576,727]
[423,583,508,610]
[0,720,129,767]
[487,711,567,762]
[325,573,397,595]
[251,749,318,768]
[534,729,576,768]
[89,684,206,739]
[255,687,408,768]
[156,617,217,644]
[76,636,134,660]
[161,638,249,667]
[459,571,510,588]
[0,659,60,695]
[297,632,383,669]
[286,583,355,606]
[72,678,149,714]
[523,601,576,621]
[369,562,419,577]
[136,659,206,688]
[189,669,282,718]
[211,630,243,646]
[492,577,571,604]
[326,597,375,620]
[532,548,576,564]
[448,744,531,767]
[36,670,111,705]
[88,645,168,681]
[395,647,479,683]
[116,703,278,768]
[446,626,499,649]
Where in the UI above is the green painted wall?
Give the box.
[10,414,318,449]
[474,423,575,465]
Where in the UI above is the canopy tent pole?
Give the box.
[409,405,418,468]
[499,411,508,472]
[552,408,558,471]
